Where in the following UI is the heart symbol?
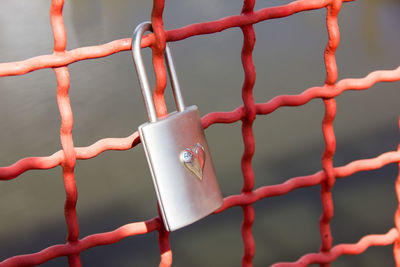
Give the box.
[180,143,206,181]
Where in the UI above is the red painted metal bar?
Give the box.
[0,132,140,181]
[1,67,399,182]
[150,1,173,266]
[319,2,341,264]
[216,149,400,211]
[0,0,399,266]
[0,219,161,267]
[51,0,81,266]
[272,228,399,267]
[151,0,168,120]
[395,116,400,264]
[1,147,400,266]
[0,0,355,77]
[240,0,257,265]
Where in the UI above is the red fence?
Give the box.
[1,0,400,266]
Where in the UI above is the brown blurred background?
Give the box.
[0,0,399,266]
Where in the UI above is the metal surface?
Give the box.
[0,0,400,266]
[132,21,185,123]
[139,106,222,231]
[133,21,222,232]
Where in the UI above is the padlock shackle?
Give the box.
[132,21,185,123]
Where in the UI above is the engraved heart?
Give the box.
[180,143,205,181]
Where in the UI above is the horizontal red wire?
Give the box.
[203,66,400,128]
[271,228,399,267]
[0,218,161,267]
[0,0,353,77]
[1,148,398,266]
[1,66,399,182]
[216,150,400,211]
[0,132,140,180]
[0,150,398,266]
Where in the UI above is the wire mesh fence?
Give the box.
[0,0,400,266]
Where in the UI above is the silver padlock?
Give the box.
[131,21,223,231]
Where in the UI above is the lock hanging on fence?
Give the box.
[131,21,223,231]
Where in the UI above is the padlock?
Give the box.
[131,21,223,231]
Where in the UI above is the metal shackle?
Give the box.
[132,21,185,123]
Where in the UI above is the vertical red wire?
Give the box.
[158,226,172,267]
[319,0,342,266]
[151,1,172,266]
[240,0,257,266]
[151,0,168,118]
[394,115,400,266]
[50,0,81,266]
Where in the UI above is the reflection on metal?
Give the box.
[180,143,206,181]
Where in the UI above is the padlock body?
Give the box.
[139,105,223,231]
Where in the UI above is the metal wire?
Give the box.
[0,0,400,266]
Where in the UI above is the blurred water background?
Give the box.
[0,0,399,266]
